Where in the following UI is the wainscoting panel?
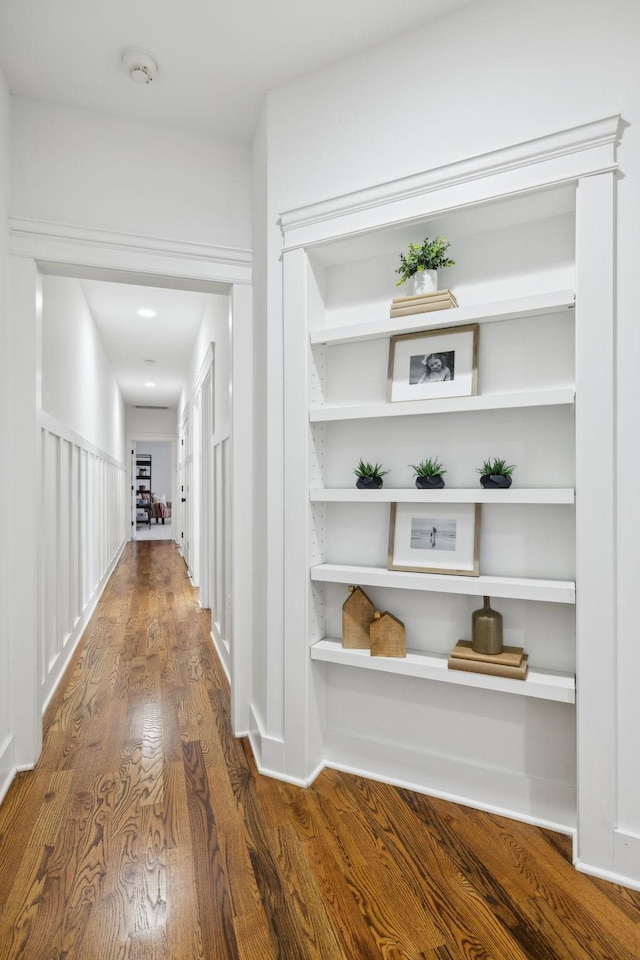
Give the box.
[39,415,127,711]
[211,433,232,676]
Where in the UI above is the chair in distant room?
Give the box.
[149,493,172,524]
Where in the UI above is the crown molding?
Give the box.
[9,217,252,286]
[279,114,621,250]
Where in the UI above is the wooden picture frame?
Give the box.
[387,323,479,403]
[388,502,481,576]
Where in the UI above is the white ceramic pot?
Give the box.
[413,269,438,295]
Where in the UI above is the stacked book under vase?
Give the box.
[390,289,458,319]
[447,640,528,680]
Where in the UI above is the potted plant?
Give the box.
[410,457,446,489]
[354,459,389,490]
[477,457,516,489]
[396,236,455,295]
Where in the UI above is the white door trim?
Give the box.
[7,223,253,775]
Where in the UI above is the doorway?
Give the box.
[131,439,176,541]
[6,236,254,779]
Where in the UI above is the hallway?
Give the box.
[1,542,639,959]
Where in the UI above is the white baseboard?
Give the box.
[243,710,576,832]
[0,734,36,807]
[246,728,325,787]
[210,625,231,682]
[246,706,325,787]
[0,734,15,806]
[324,731,576,836]
[575,857,640,893]
[247,705,289,776]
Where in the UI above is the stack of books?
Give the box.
[447,639,528,680]
[390,289,458,319]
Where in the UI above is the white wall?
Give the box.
[42,275,125,462]
[0,64,13,800]
[11,97,252,249]
[126,405,178,437]
[39,273,128,710]
[254,0,640,885]
[179,293,231,429]
[266,0,639,212]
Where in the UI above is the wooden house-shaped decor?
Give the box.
[370,611,406,658]
[342,585,375,649]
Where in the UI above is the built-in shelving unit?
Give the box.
[311,563,575,604]
[311,638,575,703]
[310,488,575,504]
[310,387,575,422]
[310,289,575,346]
[277,115,622,872]
[298,208,579,829]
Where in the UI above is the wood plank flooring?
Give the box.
[1,540,639,959]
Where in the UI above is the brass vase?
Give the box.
[471,596,503,655]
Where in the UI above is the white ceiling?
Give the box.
[80,279,211,407]
[0,0,478,140]
[2,0,480,409]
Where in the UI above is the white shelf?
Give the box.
[311,639,575,704]
[311,563,576,604]
[309,387,575,422]
[310,289,575,346]
[310,488,575,504]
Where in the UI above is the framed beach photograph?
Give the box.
[388,502,480,576]
[387,323,479,403]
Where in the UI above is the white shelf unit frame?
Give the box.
[310,563,575,605]
[310,288,576,346]
[279,116,620,845]
[310,387,576,422]
[311,639,575,704]
[310,488,575,504]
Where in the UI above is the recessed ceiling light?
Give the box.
[137,308,157,318]
[145,382,156,387]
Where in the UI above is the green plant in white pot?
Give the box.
[396,236,455,295]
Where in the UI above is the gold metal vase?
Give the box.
[471,596,503,655]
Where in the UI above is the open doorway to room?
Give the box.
[132,439,176,541]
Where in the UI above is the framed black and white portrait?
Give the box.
[387,324,479,403]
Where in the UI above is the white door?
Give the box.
[178,407,193,576]
[199,365,213,608]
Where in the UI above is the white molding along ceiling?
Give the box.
[10,218,252,286]
[279,115,621,249]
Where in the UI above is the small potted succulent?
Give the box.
[354,459,389,490]
[410,457,446,490]
[396,236,455,295]
[477,457,516,489]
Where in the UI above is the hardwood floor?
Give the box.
[1,540,639,959]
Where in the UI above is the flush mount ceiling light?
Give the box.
[145,381,156,387]
[137,308,157,318]
[122,49,158,85]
